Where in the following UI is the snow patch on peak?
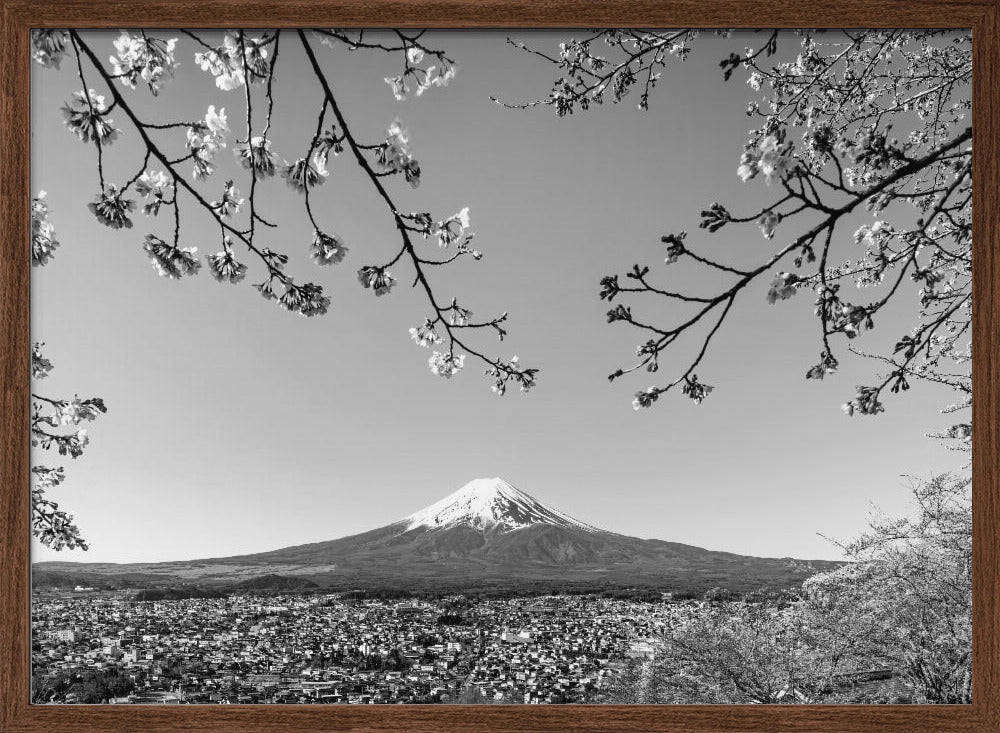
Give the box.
[402,477,598,533]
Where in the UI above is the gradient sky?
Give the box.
[30,30,967,564]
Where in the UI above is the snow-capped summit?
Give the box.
[402,477,598,533]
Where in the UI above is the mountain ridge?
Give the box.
[34,477,842,594]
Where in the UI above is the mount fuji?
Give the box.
[34,477,840,594]
[401,477,599,533]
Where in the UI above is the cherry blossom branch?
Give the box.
[73,31,331,314]
[55,29,536,392]
[495,29,698,114]
[28,343,104,551]
[512,29,971,420]
[602,127,969,411]
[297,30,536,394]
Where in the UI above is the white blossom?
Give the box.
[211,180,244,218]
[376,119,421,188]
[357,266,397,296]
[61,90,120,146]
[88,186,135,229]
[186,106,229,179]
[409,320,442,347]
[431,207,472,248]
[235,136,277,177]
[31,30,69,69]
[134,170,173,215]
[206,246,248,283]
[310,231,348,266]
[428,351,465,378]
[109,31,179,95]
[281,158,327,192]
[757,136,792,184]
[31,192,60,267]
[194,32,267,91]
[143,234,201,279]
[758,210,779,240]
[385,75,408,101]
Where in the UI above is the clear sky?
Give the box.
[30,30,966,564]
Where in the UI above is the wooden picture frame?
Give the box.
[2,1,998,731]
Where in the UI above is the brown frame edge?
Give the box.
[1,2,998,732]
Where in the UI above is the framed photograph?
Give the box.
[2,1,998,732]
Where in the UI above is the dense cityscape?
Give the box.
[32,591,685,704]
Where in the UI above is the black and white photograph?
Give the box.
[29,28,972,705]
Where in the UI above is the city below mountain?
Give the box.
[34,477,840,596]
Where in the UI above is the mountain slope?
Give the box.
[34,477,841,594]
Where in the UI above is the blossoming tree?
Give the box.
[803,473,971,703]
[509,30,971,440]
[29,325,105,553]
[618,473,971,704]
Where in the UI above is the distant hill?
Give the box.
[34,477,841,596]
[233,574,318,592]
[132,586,226,601]
[32,568,177,590]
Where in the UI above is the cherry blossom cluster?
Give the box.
[31,191,60,266]
[109,31,179,95]
[383,45,457,101]
[194,31,271,91]
[312,29,458,102]
[29,343,107,551]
